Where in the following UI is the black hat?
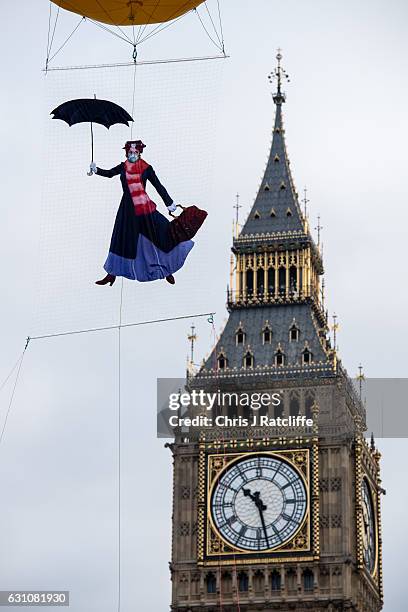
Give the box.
[123,140,146,153]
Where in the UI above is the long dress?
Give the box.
[96,159,193,281]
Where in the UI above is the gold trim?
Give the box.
[204,449,313,561]
[355,435,364,570]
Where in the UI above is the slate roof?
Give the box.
[198,303,331,377]
[240,99,305,237]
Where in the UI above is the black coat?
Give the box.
[97,162,174,259]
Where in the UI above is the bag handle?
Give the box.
[169,204,186,218]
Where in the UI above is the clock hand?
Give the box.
[258,504,270,548]
[243,488,269,547]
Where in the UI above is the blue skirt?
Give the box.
[104,234,194,281]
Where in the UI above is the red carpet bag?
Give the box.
[169,205,208,243]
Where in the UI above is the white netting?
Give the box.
[35,58,224,336]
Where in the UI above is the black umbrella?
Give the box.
[51,97,133,174]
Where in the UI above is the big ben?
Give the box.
[168,52,383,611]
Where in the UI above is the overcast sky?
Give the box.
[0,1,407,610]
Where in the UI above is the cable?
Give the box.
[136,10,190,46]
[216,0,225,55]
[117,278,124,612]
[43,53,228,72]
[28,312,216,342]
[130,51,137,139]
[45,3,60,70]
[194,7,223,52]
[47,16,85,64]
[93,0,134,43]
[87,18,135,46]
[0,352,26,398]
[0,350,27,448]
[204,1,223,49]
[135,0,161,44]
[45,2,53,69]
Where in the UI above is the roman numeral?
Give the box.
[237,468,248,482]
[281,480,295,490]
[235,525,247,543]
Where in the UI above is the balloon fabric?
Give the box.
[51,0,205,27]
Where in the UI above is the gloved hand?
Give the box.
[90,162,97,174]
[167,202,177,213]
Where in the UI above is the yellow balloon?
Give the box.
[51,0,205,26]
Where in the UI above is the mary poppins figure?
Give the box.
[91,140,193,286]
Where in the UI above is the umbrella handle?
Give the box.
[86,122,94,176]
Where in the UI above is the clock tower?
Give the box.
[168,52,383,611]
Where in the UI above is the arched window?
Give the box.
[286,568,296,592]
[289,322,300,341]
[305,393,315,420]
[274,401,283,418]
[254,210,261,219]
[238,572,249,592]
[303,569,314,591]
[246,269,254,297]
[268,268,275,295]
[243,351,254,369]
[289,265,297,292]
[253,570,264,592]
[257,268,265,298]
[275,348,285,367]
[289,394,300,416]
[302,348,312,365]
[279,268,286,295]
[271,570,281,591]
[217,352,227,370]
[206,572,216,594]
[262,322,272,344]
[236,327,245,346]
[222,572,232,593]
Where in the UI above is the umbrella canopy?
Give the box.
[51,98,133,129]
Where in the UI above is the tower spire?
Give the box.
[268,49,290,105]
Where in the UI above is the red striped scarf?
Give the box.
[125,159,156,216]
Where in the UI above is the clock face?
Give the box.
[361,478,376,573]
[210,454,307,551]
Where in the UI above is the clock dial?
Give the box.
[361,478,376,573]
[210,454,307,551]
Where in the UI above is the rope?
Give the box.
[93,0,134,43]
[136,10,191,46]
[204,1,223,49]
[0,349,27,448]
[45,3,60,71]
[130,50,137,138]
[194,7,223,53]
[117,278,124,612]
[87,18,135,46]
[28,312,216,342]
[134,0,161,44]
[43,53,228,72]
[0,352,26,398]
[216,0,225,55]
[47,16,86,65]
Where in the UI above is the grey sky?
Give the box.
[0,0,407,610]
